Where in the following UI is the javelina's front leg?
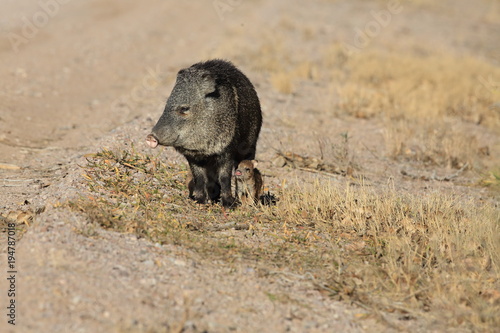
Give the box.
[218,159,236,207]
[188,163,209,204]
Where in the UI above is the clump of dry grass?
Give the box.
[70,148,188,237]
[340,52,499,125]
[270,72,294,94]
[69,147,500,331]
[68,148,267,255]
[480,169,500,192]
[383,119,481,169]
[269,61,319,94]
[322,49,500,168]
[0,210,33,241]
[241,35,289,73]
[273,180,499,330]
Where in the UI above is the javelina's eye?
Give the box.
[178,105,190,115]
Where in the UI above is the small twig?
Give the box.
[431,163,469,181]
[0,139,61,152]
[0,179,32,182]
[401,163,469,182]
[0,163,21,170]
[361,142,380,160]
[297,167,343,177]
[207,222,250,231]
[269,270,316,281]
[402,278,481,302]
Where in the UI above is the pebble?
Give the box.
[143,259,154,267]
[171,258,187,267]
[14,67,27,78]
[139,278,157,286]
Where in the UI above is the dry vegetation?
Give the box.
[334,51,499,167]
[69,146,499,331]
[263,44,499,169]
[68,5,499,330]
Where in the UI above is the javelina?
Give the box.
[146,60,262,207]
[235,160,263,205]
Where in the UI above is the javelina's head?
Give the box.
[146,66,236,155]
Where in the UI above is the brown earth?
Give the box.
[0,0,499,332]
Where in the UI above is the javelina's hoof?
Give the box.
[191,196,208,205]
[190,191,208,205]
[221,195,237,208]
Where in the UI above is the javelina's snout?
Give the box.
[146,134,159,148]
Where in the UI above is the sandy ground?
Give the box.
[0,0,498,332]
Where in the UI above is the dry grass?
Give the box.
[68,147,500,331]
[276,181,499,328]
[325,50,500,168]
[269,72,294,94]
[382,119,482,169]
[480,169,500,192]
[268,61,320,94]
[0,210,33,240]
[340,52,498,123]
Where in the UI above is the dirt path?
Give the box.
[1,0,499,332]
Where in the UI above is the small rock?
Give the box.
[14,68,27,78]
[272,155,287,167]
[90,99,100,109]
[171,258,187,267]
[139,278,157,286]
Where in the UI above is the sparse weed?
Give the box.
[480,169,500,192]
[69,147,500,331]
[324,50,500,168]
[270,72,294,94]
[336,51,500,126]
[273,181,500,330]
[383,119,480,169]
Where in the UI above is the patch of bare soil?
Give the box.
[1,0,499,332]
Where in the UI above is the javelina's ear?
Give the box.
[177,68,189,80]
[201,73,219,98]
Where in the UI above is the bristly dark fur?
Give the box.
[148,59,262,207]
